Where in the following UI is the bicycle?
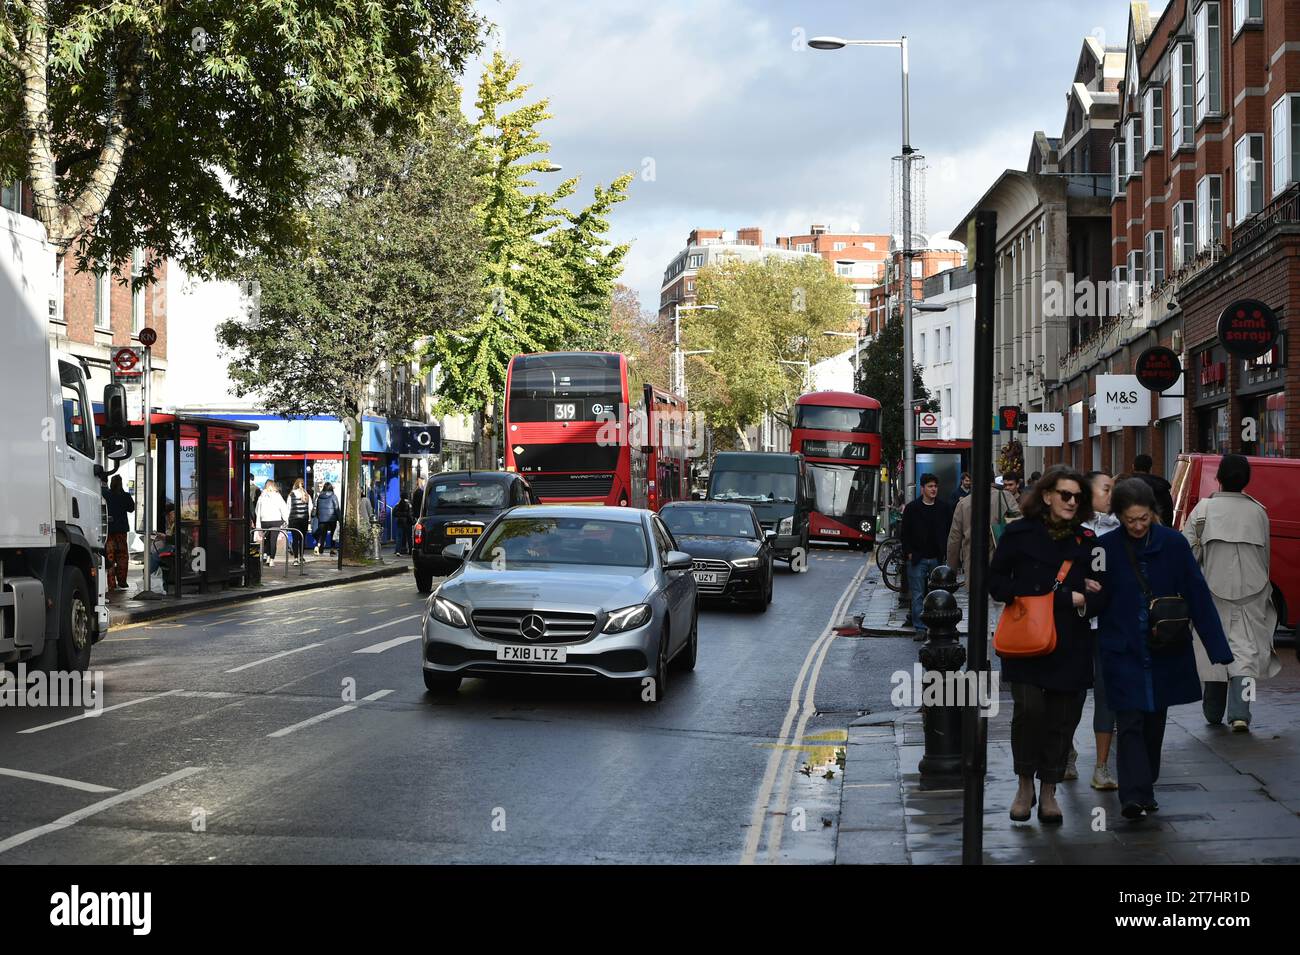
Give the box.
[874,534,906,593]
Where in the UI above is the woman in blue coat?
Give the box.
[1096,478,1233,820]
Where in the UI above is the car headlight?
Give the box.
[603,604,652,633]
[859,519,872,533]
[731,556,761,569]
[430,595,469,628]
[778,516,793,535]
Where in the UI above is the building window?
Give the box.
[1111,139,1127,195]
[919,333,927,367]
[835,263,853,277]
[1233,0,1262,34]
[1235,133,1264,221]
[854,289,869,304]
[1195,2,1222,123]
[1271,93,1300,196]
[0,180,20,212]
[1127,250,1144,306]
[942,326,952,362]
[1144,230,1166,288]
[910,261,922,278]
[797,243,812,252]
[833,241,846,251]
[1143,87,1164,155]
[1170,40,1194,149]
[1171,200,1195,270]
[131,247,145,334]
[686,279,694,293]
[1125,117,1144,176]
[688,254,703,268]
[94,269,111,330]
[1197,175,1223,250]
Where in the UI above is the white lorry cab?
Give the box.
[0,205,131,671]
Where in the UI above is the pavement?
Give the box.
[836,563,1300,865]
[105,544,413,624]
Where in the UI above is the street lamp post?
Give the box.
[810,33,916,500]
[673,303,718,398]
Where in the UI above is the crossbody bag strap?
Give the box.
[1051,559,1074,591]
[1121,536,1154,601]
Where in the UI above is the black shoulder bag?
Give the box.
[1122,536,1192,654]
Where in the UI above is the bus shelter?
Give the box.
[108,413,258,595]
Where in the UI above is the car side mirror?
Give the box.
[442,542,468,562]
[102,383,129,434]
[764,529,776,540]
[103,435,131,461]
[664,550,693,571]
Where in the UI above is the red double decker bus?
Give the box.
[503,351,689,509]
[789,391,883,549]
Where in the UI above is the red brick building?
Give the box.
[1056,0,1300,479]
[775,225,891,308]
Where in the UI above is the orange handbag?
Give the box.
[993,560,1073,658]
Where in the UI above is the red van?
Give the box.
[1170,453,1299,644]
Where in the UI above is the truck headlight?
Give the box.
[603,604,651,633]
[430,595,469,628]
[778,516,793,535]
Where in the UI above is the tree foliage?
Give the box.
[857,314,935,470]
[608,283,671,393]
[688,255,856,447]
[428,52,632,422]
[0,0,485,279]
[215,109,484,557]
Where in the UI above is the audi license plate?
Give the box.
[496,645,567,663]
[693,571,719,584]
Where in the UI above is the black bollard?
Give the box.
[918,564,966,778]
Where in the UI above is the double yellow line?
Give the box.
[739,559,869,865]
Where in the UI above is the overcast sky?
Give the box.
[466,0,1139,313]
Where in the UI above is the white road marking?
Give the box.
[353,634,421,654]
[224,643,324,674]
[0,767,204,856]
[18,689,184,735]
[266,689,393,738]
[336,618,357,625]
[0,767,117,794]
[368,609,388,615]
[356,614,420,635]
[739,559,868,865]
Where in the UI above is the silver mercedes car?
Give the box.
[420,505,698,701]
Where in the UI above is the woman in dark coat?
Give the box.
[989,465,1105,825]
[1096,478,1233,819]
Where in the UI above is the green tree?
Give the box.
[688,255,856,448]
[857,314,935,472]
[215,111,484,561]
[0,0,484,277]
[428,52,631,465]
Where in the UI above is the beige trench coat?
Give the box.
[1183,492,1282,682]
[946,486,1020,576]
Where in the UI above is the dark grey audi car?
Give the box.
[420,505,698,701]
[658,501,774,612]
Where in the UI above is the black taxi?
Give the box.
[412,471,539,592]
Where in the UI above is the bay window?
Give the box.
[1143,87,1164,155]
[1195,2,1222,123]
[1170,40,1194,149]
[1235,133,1264,220]
[1272,94,1300,196]
[1197,175,1223,251]
[1144,230,1166,288]
[1171,200,1195,270]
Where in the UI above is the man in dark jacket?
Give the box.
[900,473,952,634]
[1132,454,1174,525]
[101,475,135,589]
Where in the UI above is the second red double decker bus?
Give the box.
[503,351,689,509]
[789,390,883,549]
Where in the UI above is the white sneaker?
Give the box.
[1090,764,1118,790]
[1230,719,1250,733]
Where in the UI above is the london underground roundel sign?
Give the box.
[1217,299,1279,360]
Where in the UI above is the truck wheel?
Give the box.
[58,567,93,673]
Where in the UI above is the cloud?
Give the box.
[467,0,1134,312]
